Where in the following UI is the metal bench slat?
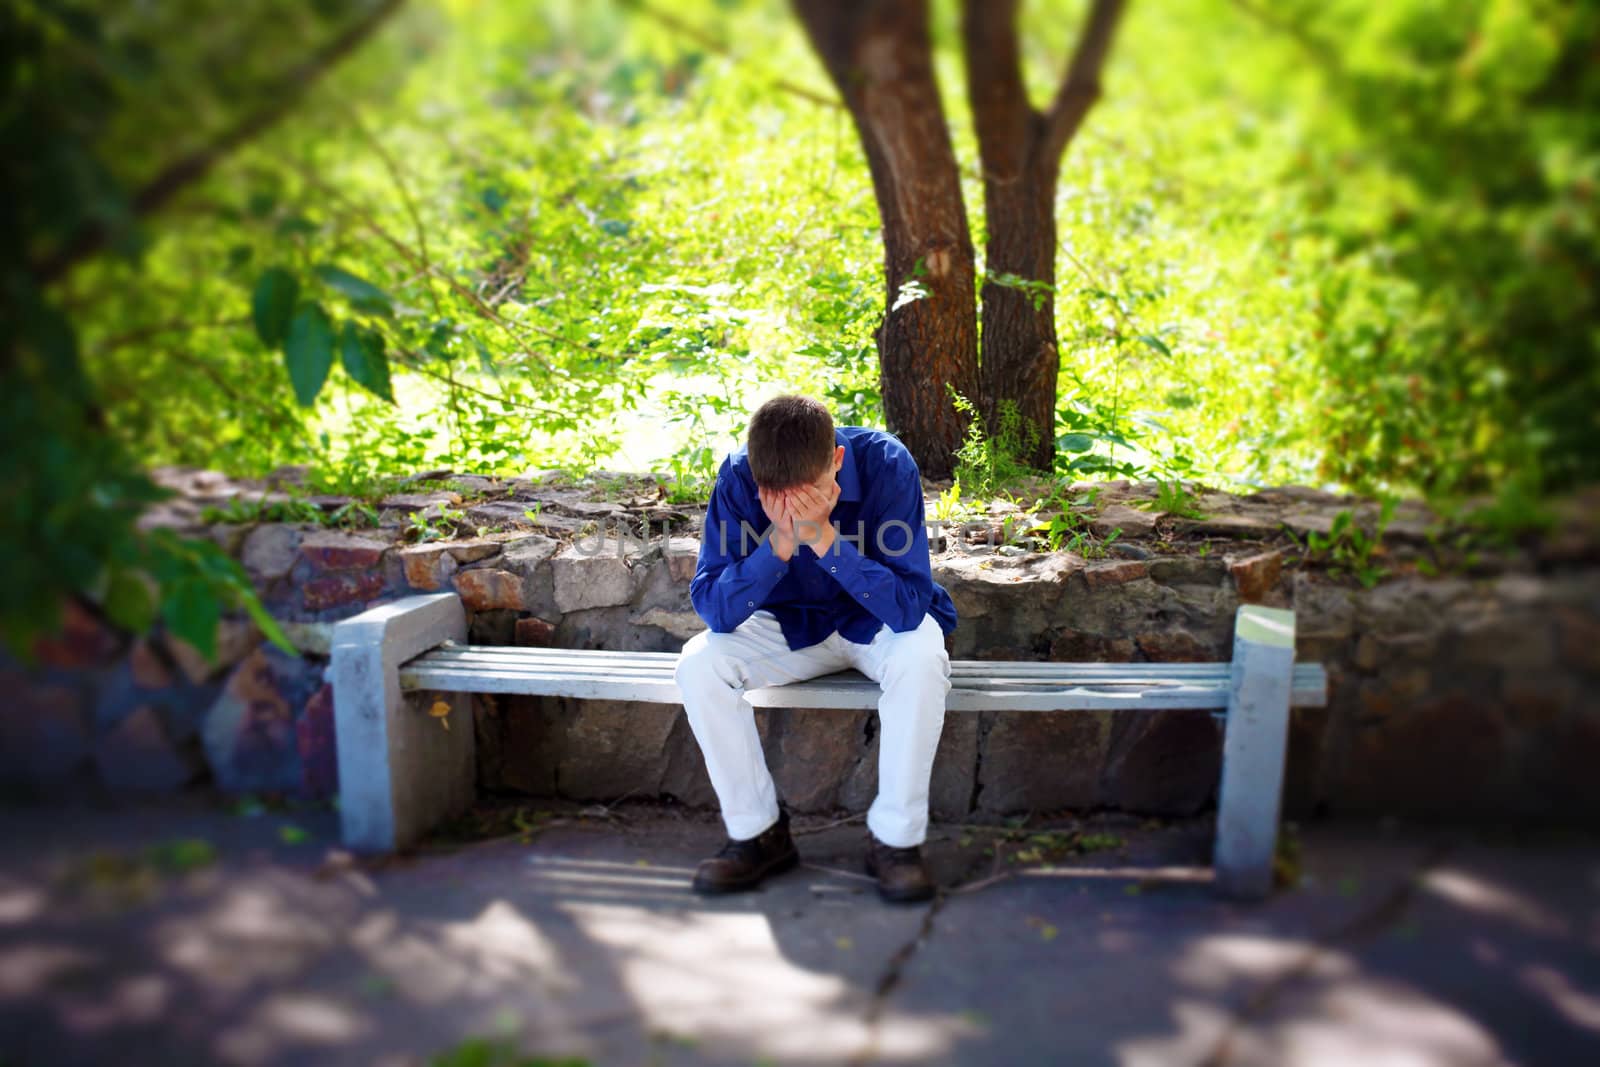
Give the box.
[398,652,1327,709]
[413,643,1285,678]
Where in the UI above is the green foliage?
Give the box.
[406,506,470,544]
[1141,478,1206,520]
[4,0,1594,652]
[949,388,1040,496]
[1291,500,1396,588]
[983,270,1055,312]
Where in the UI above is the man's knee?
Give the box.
[880,626,952,694]
[675,632,739,693]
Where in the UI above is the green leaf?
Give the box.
[315,264,393,316]
[284,303,336,407]
[340,322,394,402]
[1057,433,1095,453]
[1138,334,1173,358]
[103,568,155,633]
[161,577,219,661]
[251,268,298,347]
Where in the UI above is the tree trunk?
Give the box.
[963,0,1125,473]
[791,0,979,480]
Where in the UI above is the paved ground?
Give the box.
[1,796,1596,1067]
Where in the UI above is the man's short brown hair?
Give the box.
[746,394,835,490]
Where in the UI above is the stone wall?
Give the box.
[6,468,1598,824]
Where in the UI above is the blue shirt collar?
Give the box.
[835,428,862,502]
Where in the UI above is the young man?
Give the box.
[674,394,958,903]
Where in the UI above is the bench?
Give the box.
[330,594,1326,898]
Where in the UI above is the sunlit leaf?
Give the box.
[316,264,393,317]
[251,268,298,347]
[340,322,394,402]
[284,303,335,407]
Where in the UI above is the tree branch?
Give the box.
[1042,0,1127,162]
[961,0,1038,181]
[31,0,406,287]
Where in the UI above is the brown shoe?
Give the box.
[864,832,936,903]
[692,808,799,894]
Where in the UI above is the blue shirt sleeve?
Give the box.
[689,456,791,633]
[819,454,935,633]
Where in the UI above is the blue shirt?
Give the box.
[689,425,959,650]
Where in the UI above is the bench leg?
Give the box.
[1214,604,1297,899]
[331,593,473,852]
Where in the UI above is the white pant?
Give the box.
[674,610,952,848]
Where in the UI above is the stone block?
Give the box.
[1355,668,1432,723]
[447,539,505,564]
[1102,708,1222,815]
[628,607,705,642]
[1291,571,1356,640]
[1186,513,1281,539]
[665,536,702,583]
[280,622,336,657]
[379,490,461,512]
[399,544,458,591]
[1454,615,1555,672]
[1049,630,1135,663]
[209,523,252,556]
[1084,560,1149,590]
[299,531,390,571]
[1090,504,1156,539]
[1229,548,1288,604]
[94,704,201,791]
[165,619,262,684]
[202,646,316,794]
[514,617,557,647]
[454,569,526,612]
[659,710,718,808]
[241,524,301,581]
[129,638,175,689]
[1336,691,1513,817]
[303,572,387,612]
[500,534,560,570]
[552,540,637,612]
[296,683,338,799]
[0,674,90,787]
[1135,629,1220,663]
[976,711,1108,813]
[478,697,556,794]
[758,706,870,812]
[549,697,677,798]
[31,599,123,669]
[1555,606,1600,675]
[928,711,981,819]
[468,609,516,645]
[1147,557,1227,587]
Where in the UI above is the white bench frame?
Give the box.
[331,595,1324,898]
